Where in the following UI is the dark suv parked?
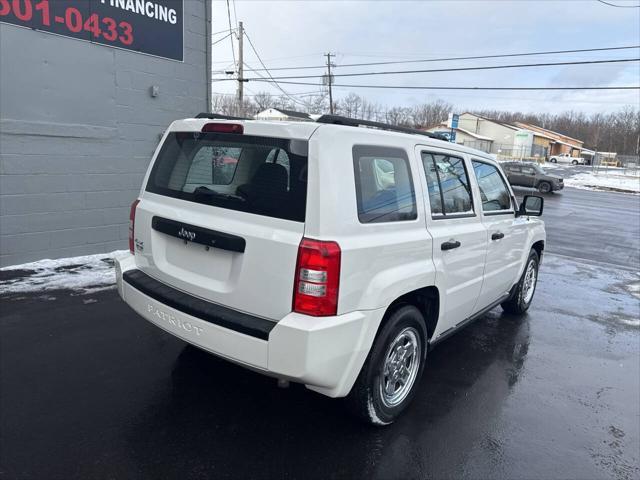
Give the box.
[501,161,564,193]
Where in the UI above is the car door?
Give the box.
[520,165,538,188]
[470,159,528,310]
[505,164,526,188]
[417,147,488,334]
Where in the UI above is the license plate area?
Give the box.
[152,216,246,253]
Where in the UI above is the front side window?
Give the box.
[472,160,513,212]
[422,152,474,217]
[353,145,417,223]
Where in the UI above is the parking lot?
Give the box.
[1,187,639,480]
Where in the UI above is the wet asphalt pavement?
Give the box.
[1,187,639,480]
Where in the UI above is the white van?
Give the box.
[116,114,545,425]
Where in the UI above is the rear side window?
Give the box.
[421,152,473,217]
[146,132,308,222]
[353,145,417,223]
[472,160,513,212]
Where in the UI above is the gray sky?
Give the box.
[211,0,640,114]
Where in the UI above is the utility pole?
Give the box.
[205,0,212,112]
[325,52,335,114]
[237,21,244,113]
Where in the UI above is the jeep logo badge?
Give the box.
[178,227,196,241]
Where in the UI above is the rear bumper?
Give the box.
[555,183,564,191]
[115,253,382,398]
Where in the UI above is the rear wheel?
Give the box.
[501,249,539,314]
[550,158,557,163]
[571,159,578,165]
[346,305,427,426]
[538,181,552,193]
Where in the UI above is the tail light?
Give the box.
[293,238,341,316]
[128,199,141,254]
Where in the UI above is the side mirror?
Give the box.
[517,195,544,217]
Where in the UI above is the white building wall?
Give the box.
[458,114,516,152]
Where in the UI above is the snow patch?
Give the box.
[0,251,126,296]
[563,172,640,194]
[625,280,640,300]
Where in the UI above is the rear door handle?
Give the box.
[491,232,505,240]
[441,240,461,251]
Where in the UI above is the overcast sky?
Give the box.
[211,0,640,114]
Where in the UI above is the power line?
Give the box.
[211,32,233,47]
[224,58,640,82]
[227,45,640,72]
[212,27,236,36]
[212,90,325,97]
[211,52,325,66]
[243,80,640,91]
[231,0,239,25]
[225,0,236,70]
[596,0,640,7]
[242,29,311,109]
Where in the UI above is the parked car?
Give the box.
[116,115,546,425]
[501,161,564,193]
[549,153,586,165]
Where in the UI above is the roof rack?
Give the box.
[195,113,251,120]
[315,114,447,140]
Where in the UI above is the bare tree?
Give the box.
[209,93,638,155]
[385,107,412,126]
[253,92,275,111]
[412,99,452,129]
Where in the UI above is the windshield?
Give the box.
[146,132,308,222]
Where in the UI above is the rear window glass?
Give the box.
[353,145,417,223]
[146,132,307,222]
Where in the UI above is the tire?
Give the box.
[550,158,557,163]
[538,181,552,193]
[346,305,428,426]
[501,250,539,315]
[571,160,578,165]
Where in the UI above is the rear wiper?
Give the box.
[193,186,245,202]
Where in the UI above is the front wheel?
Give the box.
[550,158,557,163]
[346,305,427,426]
[501,250,539,314]
[571,160,578,165]
[538,181,552,193]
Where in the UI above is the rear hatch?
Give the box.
[133,123,311,321]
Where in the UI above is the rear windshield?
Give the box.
[146,132,308,222]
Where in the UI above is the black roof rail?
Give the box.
[315,114,447,140]
[195,113,251,120]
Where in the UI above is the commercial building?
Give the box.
[514,122,584,157]
[0,0,211,266]
[426,122,494,153]
[432,113,584,161]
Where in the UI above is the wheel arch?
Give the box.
[381,286,440,342]
[531,239,545,263]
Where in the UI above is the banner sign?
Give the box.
[451,114,459,129]
[0,0,183,61]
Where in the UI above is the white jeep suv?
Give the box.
[115,114,545,425]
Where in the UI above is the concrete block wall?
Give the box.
[0,1,208,266]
